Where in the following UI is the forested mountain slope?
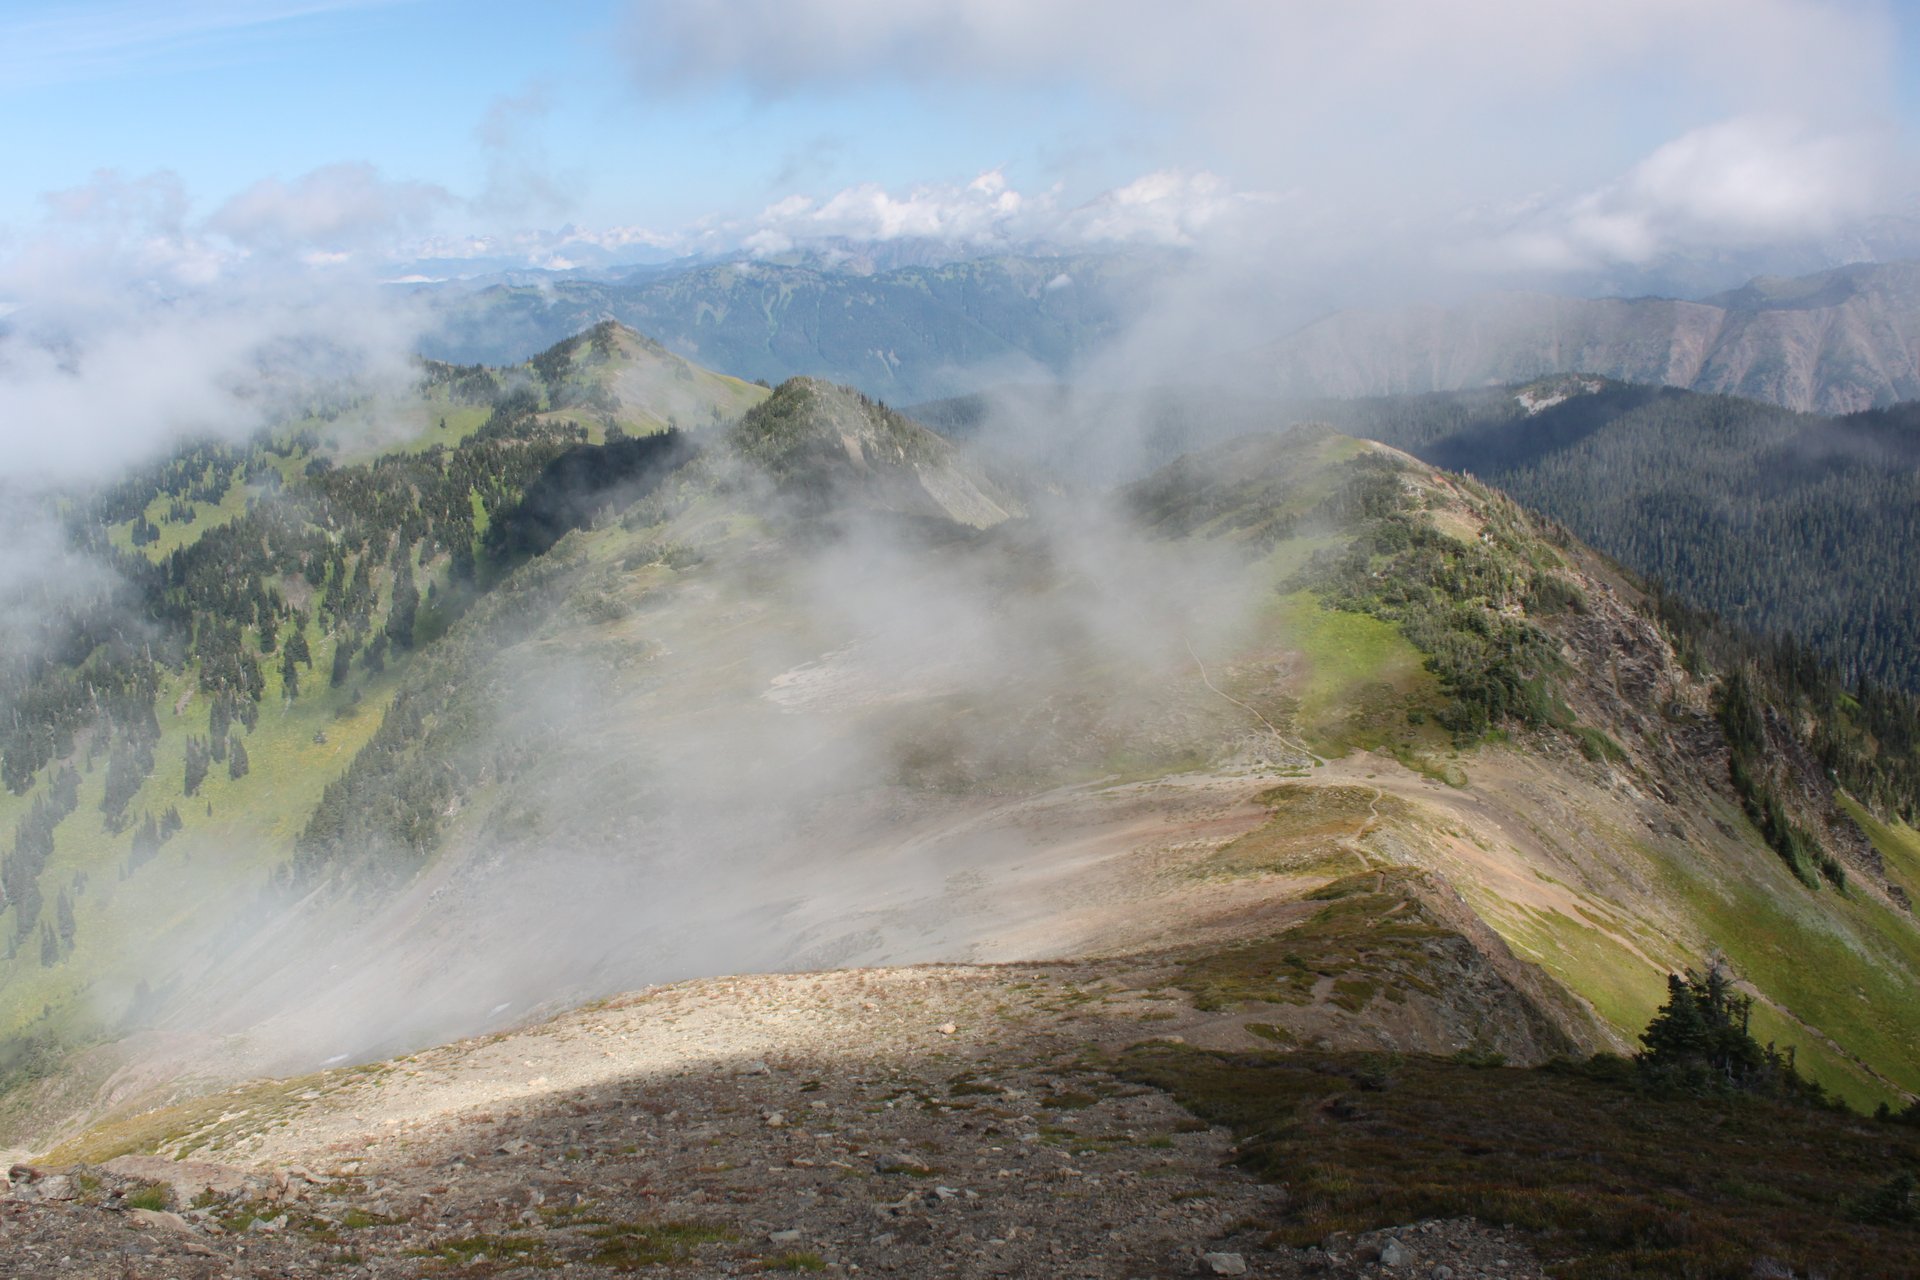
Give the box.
[921,376,1920,697]
[1246,260,1920,413]
[1290,379,1920,695]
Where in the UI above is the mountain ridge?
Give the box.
[1245,260,1920,413]
[3,327,1920,1277]
[416,253,1163,404]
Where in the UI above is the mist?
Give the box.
[72,439,1281,1084]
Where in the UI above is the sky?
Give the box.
[1,0,1912,273]
[0,0,1181,265]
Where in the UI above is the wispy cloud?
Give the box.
[473,82,577,224]
[210,162,451,255]
[0,0,413,90]
[0,163,430,481]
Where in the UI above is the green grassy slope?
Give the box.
[1119,433,1920,1109]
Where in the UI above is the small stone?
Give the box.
[498,1139,534,1155]
[129,1208,194,1234]
[743,1060,772,1075]
[1429,1267,1455,1280]
[769,1229,804,1244]
[1380,1237,1413,1267]
[936,1023,958,1035]
[764,1111,787,1128]
[1202,1252,1248,1276]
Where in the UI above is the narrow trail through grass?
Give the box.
[1184,635,1328,770]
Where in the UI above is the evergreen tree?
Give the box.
[227,735,249,781]
[1639,962,1785,1092]
[5,859,43,941]
[281,646,300,701]
[330,635,357,688]
[1,724,36,795]
[50,764,79,818]
[1640,973,1710,1064]
[128,811,160,873]
[100,737,143,827]
[386,557,419,650]
[184,736,208,797]
[284,624,312,668]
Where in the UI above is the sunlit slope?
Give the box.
[225,416,1920,1109]
[8,374,1919,1150]
[729,375,1023,527]
[482,318,769,443]
[1124,432,1920,1107]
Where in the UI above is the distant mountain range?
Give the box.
[1245,261,1920,414]
[416,252,1920,416]
[415,252,1164,404]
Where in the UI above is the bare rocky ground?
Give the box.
[1,963,1548,1280]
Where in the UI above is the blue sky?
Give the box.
[0,0,1165,245]
[0,0,1912,276]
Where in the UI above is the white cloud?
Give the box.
[1476,118,1890,272]
[0,168,429,483]
[209,163,450,254]
[621,0,1904,290]
[1059,171,1254,247]
[624,0,1893,182]
[740,170,1029,248]
[652,167,1260,258]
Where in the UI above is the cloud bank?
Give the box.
[620,0,1906,282]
